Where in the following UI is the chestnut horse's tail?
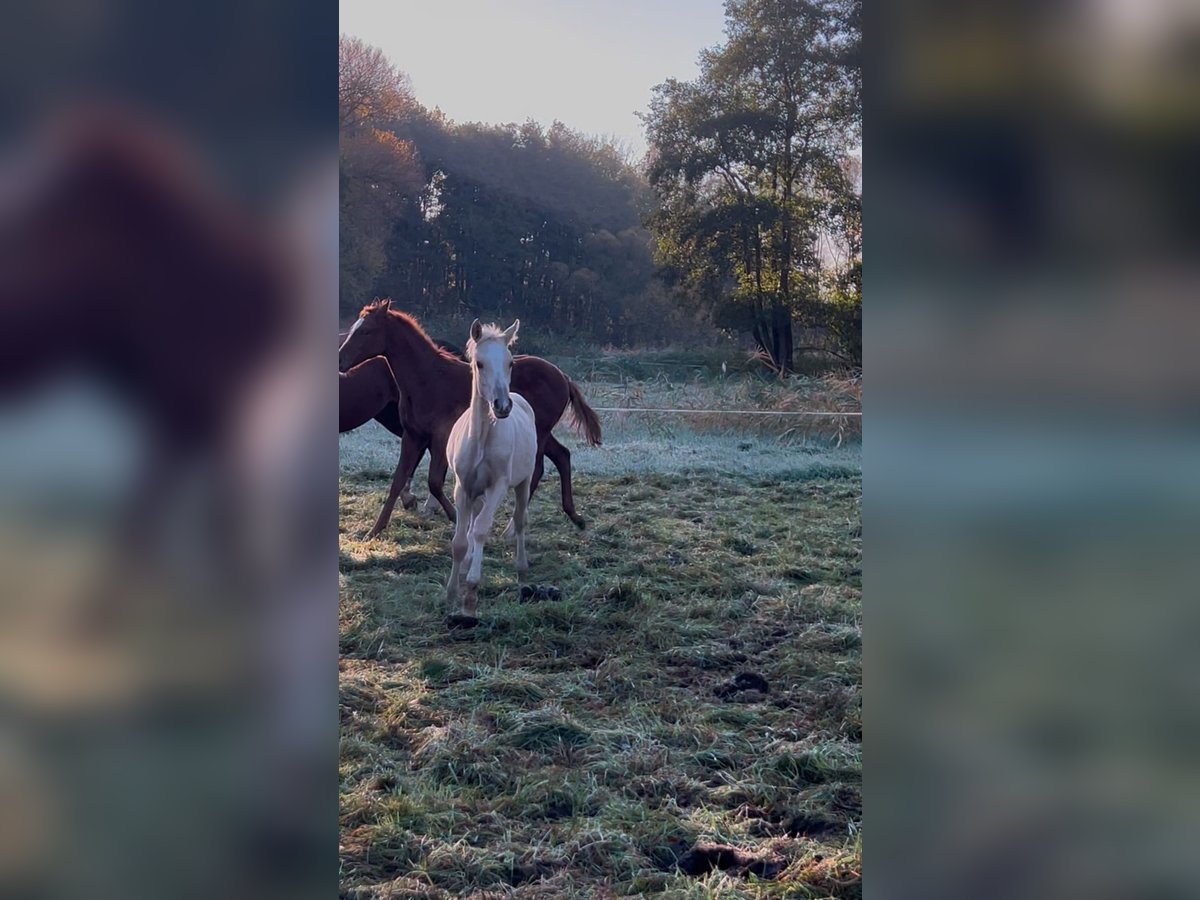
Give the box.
[566,378,603,447]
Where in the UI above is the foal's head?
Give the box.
[467,318,519,419]
[338,299,391,372]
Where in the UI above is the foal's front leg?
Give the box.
[446,482,471,611]
[462,483,507,616]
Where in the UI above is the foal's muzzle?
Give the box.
[493,398,512,418]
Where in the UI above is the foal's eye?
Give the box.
[476,361,482,369]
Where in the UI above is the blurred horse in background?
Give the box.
[0,106,292,623]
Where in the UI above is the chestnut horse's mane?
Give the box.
[362,301,464,364]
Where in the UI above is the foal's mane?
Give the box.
[363,300,464,364]
[467,323,513,360]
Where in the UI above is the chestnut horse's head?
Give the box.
[338,298,391,372]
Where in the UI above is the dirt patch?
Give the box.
[714,671,770,700]
[783,811,845,839]
[518,584,562,602]
[366,774,397,793]
[675,841,786,879]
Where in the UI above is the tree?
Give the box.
[339,36,424,317]
[337,40,691,345]
[339,35,416,130]
[379,115,674,344]
[642,0,861,372]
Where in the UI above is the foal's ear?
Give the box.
[503,319,520,345]
[470,319,483,341]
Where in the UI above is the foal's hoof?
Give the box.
[445,614,480,630]
[569,514,586,530]
[401,496,417,511]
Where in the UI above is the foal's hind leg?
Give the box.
[367,433,426,538]
[513,479,531,580]
[543,435,585,529]
[505,448,543,540]
[508,436,584,531]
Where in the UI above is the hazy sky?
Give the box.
[340,0,728,158]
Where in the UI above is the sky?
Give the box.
[340,0,729,159]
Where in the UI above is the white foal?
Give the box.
[445,318,537,620]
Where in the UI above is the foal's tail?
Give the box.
[566,379,603,447]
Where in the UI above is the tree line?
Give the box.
[340,0,861,371]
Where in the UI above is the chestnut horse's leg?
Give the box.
[543,435,585,529]
[529,445,546,497]
[426,440,457,522]
[367,432,427,539]
[397,441,426,513]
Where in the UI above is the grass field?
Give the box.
[339,370,862,898]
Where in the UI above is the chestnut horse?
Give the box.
[339,356,399,434]
[0,110,287,430]
[338,300,602,538]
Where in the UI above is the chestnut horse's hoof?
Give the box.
[445,614,479,630]
[569,514,586,530]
